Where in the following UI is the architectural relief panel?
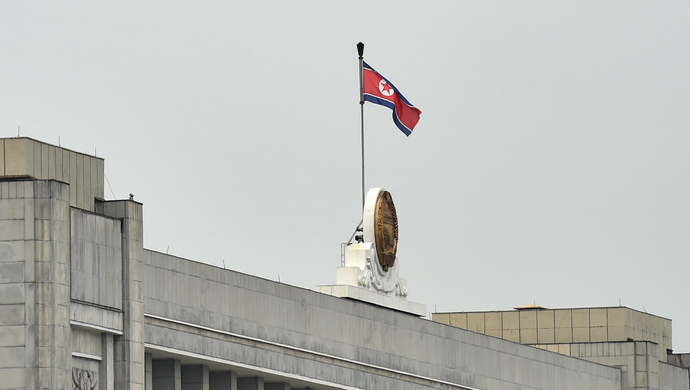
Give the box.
[73,368,98,390]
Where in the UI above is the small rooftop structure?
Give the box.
[0,137,104,211]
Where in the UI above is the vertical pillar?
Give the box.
[634,341,659,390]
[237,377,263,390]
[101,333,115,390]
[145,353,153,390]
[103,200,145,390]
[209,371,236,390]
[0,180,53,389]
[181,365,209,390]
[152,359,181,390]
[33,180,72,389]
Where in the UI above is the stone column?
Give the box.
[152,359,181,390]
[103,200,145,390]
[634,341,659,390]
[101,333,115,390]
[237,377,264,390]
[145,353,153,390]
[182,365,209,390]
[0,180,63,389]
[32,180,73,389]
[209,371,237,390]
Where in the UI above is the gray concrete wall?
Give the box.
[143,250,621,390]
[568,341,660,390]
[72,328,103,359]
[1,138,104,212]
[70,208,122,310]
[33,180,73,389]
[660,362,689,390]
[0,180,34,389]
[0,179,73,389]
[535,340,690,390]
[0,177,140,390]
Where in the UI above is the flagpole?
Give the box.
[357,42,365,210]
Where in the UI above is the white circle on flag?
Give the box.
[379,80,394,97]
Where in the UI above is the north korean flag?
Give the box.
[363,61,421,136]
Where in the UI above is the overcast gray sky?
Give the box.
[2,2,690,351]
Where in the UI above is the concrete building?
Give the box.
[0,137,688,389]
[432,306,690,389]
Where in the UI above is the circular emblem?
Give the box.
[373,190,398,271]
[378,79,394,97]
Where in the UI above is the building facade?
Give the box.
[433,306,690,389]
[0,137,687,389]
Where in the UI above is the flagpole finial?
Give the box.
[357,42,364,59]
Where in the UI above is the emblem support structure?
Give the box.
[317,188,426,317]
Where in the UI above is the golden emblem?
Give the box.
[374,191,398,271]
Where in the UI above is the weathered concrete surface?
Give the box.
[3,138,686,390]
[1,138,104,212]
[71,208,122,310]
[661,361,690,390]
[433,307,673,361]
[103,199,145,390]
[0,180,73,389]
[143,250,621,390]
